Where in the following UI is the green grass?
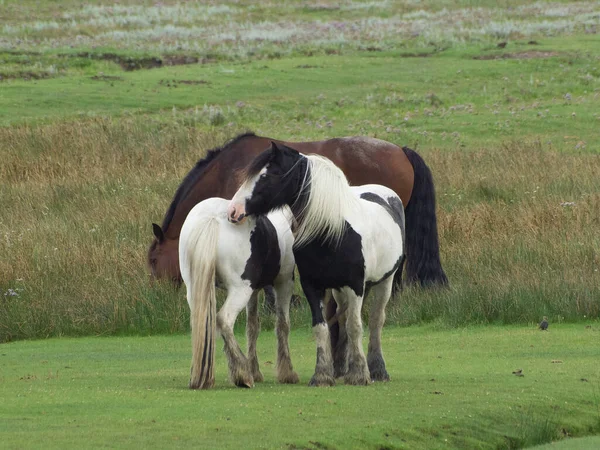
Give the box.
[2,0,600,447]
[531,436,600,449]
[2,39,599,152]
[1,324,599,449]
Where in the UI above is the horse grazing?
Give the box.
[228,142,406,386]
[149,132,446,289]
[179,197,298,389]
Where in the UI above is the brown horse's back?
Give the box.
[306,137,414,206]
[194,134,415,204]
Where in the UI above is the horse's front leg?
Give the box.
[325,290,349,379]
[245,290,264,382]
[301,279,335,387]
[335,287,370,386]
[218,286,255,388]
[273,277,299,384]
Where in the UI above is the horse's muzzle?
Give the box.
[227,203,247,224]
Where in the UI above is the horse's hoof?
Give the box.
[308,373,336,387]
[370,369,390,382]
[252,371,264,383]
[278,371,300,384]
[368,357,389,382]
[344,372,372,386]
[189,378,214,390]
[233,374,254,388]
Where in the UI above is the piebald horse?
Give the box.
[228,142,405,386]
[149,132,446,289]
[179,198,298,389]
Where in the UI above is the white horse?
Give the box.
[227,142,405,386]
[179,197,298,389]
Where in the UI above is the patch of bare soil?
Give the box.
[70,52,210,71]
[176,79,210,85]
[400,52,433,58]
[474,51,559,60]
[158,79,210,87]
[0,71,52,81]
[90,75,124,81]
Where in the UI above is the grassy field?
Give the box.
[1,1,600,448]
[1,325,599,449]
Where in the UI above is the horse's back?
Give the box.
[293,137,414,206]
[180,197,293,290]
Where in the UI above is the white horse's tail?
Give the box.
[187,217,219,389]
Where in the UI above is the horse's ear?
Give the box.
[152,223,165,242]
[270,141,281,152]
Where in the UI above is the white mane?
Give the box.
[293,154,359,248]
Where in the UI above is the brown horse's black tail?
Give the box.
[397,147,448,288]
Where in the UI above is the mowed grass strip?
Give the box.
[1,325,599,449]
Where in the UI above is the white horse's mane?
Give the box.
[293,154,359,248]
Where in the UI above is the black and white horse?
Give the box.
[179,198,298,389]
[228,143,406,386]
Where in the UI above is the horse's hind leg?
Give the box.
[337,288,370,386]
[367,276,394,382]
[263,285,276,313]
[246,290,264,382]
[273,277,299,384]
[218,286,255,388]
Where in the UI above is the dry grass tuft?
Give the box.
[1,121,599,340]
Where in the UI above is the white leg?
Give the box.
[336,287,370,386]
[217,285,255,388]
[309,322,336,387]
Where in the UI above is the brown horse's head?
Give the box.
[148,223,182,284]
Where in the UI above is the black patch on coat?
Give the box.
[386,196,406,241]
[295,224,366,326]
[241,216,281,289]
[359,192,405,238]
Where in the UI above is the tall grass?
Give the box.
[1,118,599,342]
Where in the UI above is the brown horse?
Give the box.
[149,132,447,289]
